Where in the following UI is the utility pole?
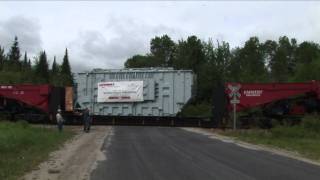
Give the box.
[233,102,236,130]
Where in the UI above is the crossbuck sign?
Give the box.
[227,84,241,130]
[228,84,241,102]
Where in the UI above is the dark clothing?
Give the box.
[84,118,91,132]
[83,110,91,132]
[57,121,63,132]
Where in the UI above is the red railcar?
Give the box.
[212,81,320,128]
[0,84,70,122]
[225,81,320,112]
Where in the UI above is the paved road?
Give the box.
[91,126,320,180]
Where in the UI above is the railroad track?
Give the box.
[4,112,214,128]
[90,116,214,128]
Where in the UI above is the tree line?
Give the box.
[124,35,320,107]
[0,36,73,86]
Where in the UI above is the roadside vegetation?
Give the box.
[220,115,320,160]
[0,121,74,180]
[0,36,73,86]
[180,102,211,117]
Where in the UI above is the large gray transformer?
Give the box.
[74,68,194,116]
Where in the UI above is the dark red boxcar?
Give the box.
[0,84,66,121]
[225,81,320,112]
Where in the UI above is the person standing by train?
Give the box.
[56,109,64,132]
[83,108,91,133]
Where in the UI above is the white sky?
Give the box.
[0,1,319,72]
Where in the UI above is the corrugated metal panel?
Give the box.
[74,68,194,116]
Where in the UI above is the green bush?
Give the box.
[302,115,320,133]
[180,102,211,117]
[269,116,320,138]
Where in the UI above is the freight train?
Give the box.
[0,68,209,126]
[1,68,320,128]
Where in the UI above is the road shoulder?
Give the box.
[22,126,112,180]
[182,127,320,167]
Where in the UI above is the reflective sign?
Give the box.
[230,99,240,104]
[228,84,241,104]
[97,81,144,102]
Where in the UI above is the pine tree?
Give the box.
[61,48,73,86]
[35,51,49,83]
[52,56,58,74]
[0,46,5,71]
[7,36,21,71]
[50,56,60,86]
[22,52,29,71]
[28,59,31,69]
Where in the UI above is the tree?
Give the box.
[61,48,73,86]
[28,59,31,69]
[228,48,242,82]
[295,41,320,65]
[125,35,176,68]
[7,36,21,71]
[49,56,61,86]
[150,34,176,67]
[197,40,232,102]
[124,55,156,68]
[266,37,299,82]
[215,41,232,80]
[262,40,278,72]
[22,52,30,71]
[293,42,320,82]
[173,35,205,72]
[173,35,206,101]
[236,37,268,82]
[0,46,5,71]
[52,56,59,74]
[35,51,49,83]
[293,57,320,81]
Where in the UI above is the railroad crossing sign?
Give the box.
[228,84,241,101]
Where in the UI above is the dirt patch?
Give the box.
[182,127,320,167]
[22,126,113,180]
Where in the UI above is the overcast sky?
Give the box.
[0,1,319,72]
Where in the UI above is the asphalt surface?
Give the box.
[91,126,320,180]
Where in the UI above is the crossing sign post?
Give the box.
[228,84,241,130]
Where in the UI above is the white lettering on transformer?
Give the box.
[243,90,263,97]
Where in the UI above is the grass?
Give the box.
[0,121,74,180]
[220,115,320,161]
